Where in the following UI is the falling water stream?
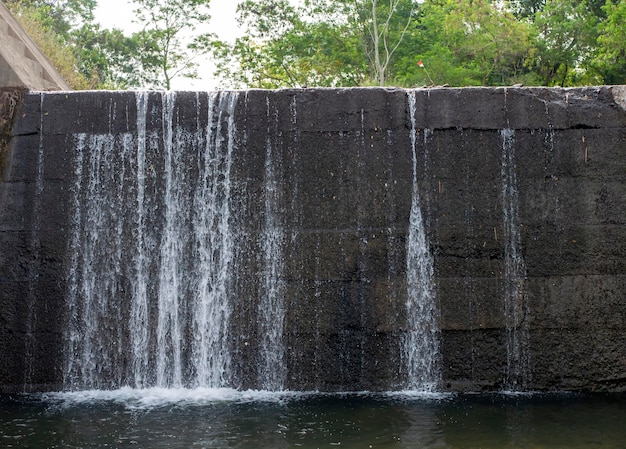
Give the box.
[500,129,531,390]
[190,92,238,388]
[62,90,443,393]
[130,91,149,388]
[65,92,240,390]
[257,96,286,390]
[405,91,441,391]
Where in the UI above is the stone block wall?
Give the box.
[1,87,625,392]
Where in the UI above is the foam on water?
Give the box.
[404,91,441,391]
[40,388,452,410]
[384,390,452,401]
[42,387,313,409]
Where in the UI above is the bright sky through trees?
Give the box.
[10,0,625,90]
[94,0,241,89]
[93,0,306,90]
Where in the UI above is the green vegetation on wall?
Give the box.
[0,88,25,182]
[6,0,213,89]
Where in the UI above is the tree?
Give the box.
[5,0,100,88]
[214,0,419,88]
[214,0,366,88]
[510,0,546,18]
[443,0,535,85]
[387,0,537,87]
[350,0,417,86]
[131,0,214,89]
[7,0,219,90]
[71,25,163,88]
[593,0,626,84]
[531,0,599,86]
[387,0,467,87]
[308,0,417,86]
[5,0,97,36]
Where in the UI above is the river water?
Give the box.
[1,391,625,448]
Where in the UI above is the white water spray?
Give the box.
[65,91,240,390]
[190,92,238,388]
[257,97,286,390]
[130,91,149,388]
[500,129,531,391]
[405,92,441,391]
[155,92,185,387]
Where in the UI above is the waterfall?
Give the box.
[404,92,441,391]
[190,92,238,388]
[65,131,133,388]
[130,92,149,388]
[500,129,531,391]
[65,91,239,390]
[257,97,286,390]
[155,91,186,387]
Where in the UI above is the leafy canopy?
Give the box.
[7,0,626,89]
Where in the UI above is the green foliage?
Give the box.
[216,0,422,88]
[377,0,537,87]
[5,0,97,35]
[7,2,97,89]
[214,0,368,88]
[593,0,626,84]
[7,0,626,89]
[357,0,418,85]
[131,0,214,89]
[215,0,626,88]
[531,0,599,86]
[444,0,534,85]
[71,25,163,89]
[7,0,215,90]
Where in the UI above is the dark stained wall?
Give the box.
[1,87,625,393]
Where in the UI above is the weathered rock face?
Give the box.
[1,87,625,393]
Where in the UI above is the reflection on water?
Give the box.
[1,391,625,448]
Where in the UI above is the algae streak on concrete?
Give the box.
[1,87,625,393]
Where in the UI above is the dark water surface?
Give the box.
[1,390,625,448]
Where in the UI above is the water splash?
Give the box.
[130,91,149,388]
[500,129,531,391]
[190,92,238,388]
[404,92,441,391]
[257,96,286,390]
[65,91,240,390]
[65,131,132,388]
[43,387,317,410]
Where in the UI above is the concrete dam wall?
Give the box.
[1,86,626,393]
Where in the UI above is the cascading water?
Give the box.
[65,91,239,390]
[189,92,238,388]
[155,91,186,388]
[500,128,531,391]
[130,91,149,388]
[65,131,134,388]
[7,85,625,399]
[404,92,441,391]
[62,89,443,393]
[257,97,286,390]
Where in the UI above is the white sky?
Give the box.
[94,0,243,90]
